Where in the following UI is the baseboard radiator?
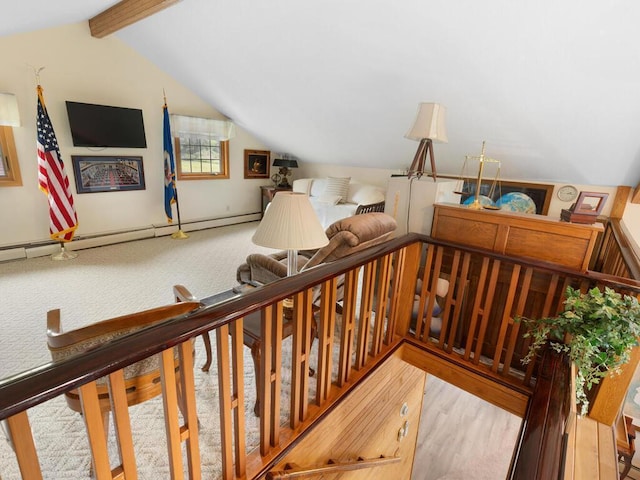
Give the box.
[0,213,261,262]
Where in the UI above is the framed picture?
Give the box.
[244,149,270,179]
[457,178,554,215]
[573,191,608,215]
[71,155,145,194]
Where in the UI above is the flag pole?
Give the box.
[172,182,188,239]
[163,90,188,239]
[52,242,78,261]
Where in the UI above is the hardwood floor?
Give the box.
[412,374,523,480]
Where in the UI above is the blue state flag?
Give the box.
[163,104,176,223]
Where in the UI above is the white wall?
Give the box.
[623,200,640,250]
[0,22,269,247]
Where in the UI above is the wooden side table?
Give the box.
[260,185,292,215]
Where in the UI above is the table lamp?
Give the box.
[252,192,329,276]
[272,157,298,188]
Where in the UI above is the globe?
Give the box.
[496,192,536,214]
[462,195,496,208]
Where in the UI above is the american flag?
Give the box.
[37,85,78,242]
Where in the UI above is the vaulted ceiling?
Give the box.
[3,1,640,187]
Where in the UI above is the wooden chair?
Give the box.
[616,413,636,479]
[46,301,202,479]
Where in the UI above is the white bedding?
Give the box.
[308,197,358,229]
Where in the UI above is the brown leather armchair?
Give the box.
[236,212,398,288]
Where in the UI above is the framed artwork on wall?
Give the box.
[244,149,270,179]
[71,155,145,194]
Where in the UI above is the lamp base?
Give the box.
[277,167,291,188]
[407,138,437,181]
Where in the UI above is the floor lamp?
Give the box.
[252,192,328,276]
[405,103,448,181]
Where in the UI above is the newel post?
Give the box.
[588,344,640,426]
[392,242,422,337]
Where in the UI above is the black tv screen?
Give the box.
[65,101,147,148]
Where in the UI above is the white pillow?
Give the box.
[317,194,342,205]
[350,185,385,205]
[292,178,312,195]
[323,177,351,203]
[309,178,327,197]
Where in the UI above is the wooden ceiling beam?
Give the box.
[89,0,181,38]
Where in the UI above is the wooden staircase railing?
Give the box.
[1,232,640,479]
[594,218,640,280]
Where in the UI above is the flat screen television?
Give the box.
[65,101,147,148]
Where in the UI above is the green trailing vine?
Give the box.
[518,286,640,416]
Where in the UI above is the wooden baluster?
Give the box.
[290,290,312,427]
[413,245,435,341]
[502,267,533,376]
[337,268,359,387]
[217,322,234,480]
[160,348,185,480]
[439,249,460,349]
[371,254,392,355]
[78,380,113,479]
[472,259,501,365]
[5,410,43,480]
[107,369,138,479]
[259,302,283,454]
[177,340,202,479]
[445,251,471,353]
[230,317,246,477]
[492,264,521,374]
[316,278,337,405]
[355,260,377,369]
[463,256,490,361]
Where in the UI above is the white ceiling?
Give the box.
[3,0,640,187]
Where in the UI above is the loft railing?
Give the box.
[1,233,639,479]
[594,218,640,280]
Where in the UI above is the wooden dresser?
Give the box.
[431,203,604,271]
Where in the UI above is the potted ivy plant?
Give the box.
[519,285,640,415]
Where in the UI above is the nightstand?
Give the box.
[260,185,292,215]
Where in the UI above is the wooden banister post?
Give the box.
[588,345,640,426]
[392,242,422,336]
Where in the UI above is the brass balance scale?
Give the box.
[455,141,502,210]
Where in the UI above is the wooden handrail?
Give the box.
[509,347,571,480]
[266,455,400,479]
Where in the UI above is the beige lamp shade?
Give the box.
[0,93,20,127]
[252,192,329,251]
[405,102,447,143]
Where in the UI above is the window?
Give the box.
[0,126,22,187]
[170,115,234,181]
[174,136,229,180]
